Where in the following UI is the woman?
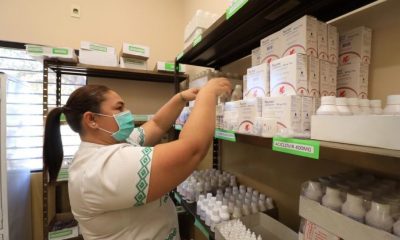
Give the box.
[43,78,231,240]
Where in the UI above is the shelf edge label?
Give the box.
[226,0,249,20]
[192,34,202,47]
[177,51,184,61]
[272,137,320,159]
[215,129,236,142]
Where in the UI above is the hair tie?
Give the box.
[61,106,71,112]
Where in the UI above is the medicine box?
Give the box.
[270,54,308,96]
[223,101,240,131]
[251,47,261,67]
[281,15,318,58]
[319,60,335,96]
[339,26,372,65]
[328,63,337,96]
[245,63,270,99]
[79,49,118,67]
[237,98,263,135]
[299,219,340,240]
[121,43,150,59]
[120,57,147,70]
[80,41,116,54]
[260,31,282,64]
[327,24,339,64]
[336,61,369,98]
[156,61,186,73]
[26,45,77,62]
[317,21,328,61]
[308,56,320,97]
[301,96,313,134]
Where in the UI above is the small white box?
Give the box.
[26,45,77,62]
[80,41,116,54]
[319,60,334,96]
[79,49,118,67]
[311,115,400,150]
[156,61,186,73]
[299,195,400,240]
[317,21,328,61]
[336,61,369,98]
[301,96,313,134]
[223,101,240,131]
[121,43,150,59]
[328,63,337,96]
[270,54,308,96]
[237,98,263,134]
[308,56,320,97]
[262,96,302,134]
[243,75,248,95]
[300,219,340,240]
[339,26,372,65]
[251,47,261,66]
[327,25,339,64]
[260,31,282,63]
[281,15,318,58]
[245,63,270,99]
[253,117,278,138]
[119,57,147,70]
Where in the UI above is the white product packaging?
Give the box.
[251,47,261,67]
[121,43,150,59]
[253,117,278,138]
[328,63,337,96]
[26,45,77,62]
[336,61,369,98]
[270,54,308,96]
[318,21,329,61]
[308,56,320,97]
[262,96,302,136]
[260,31,282,63]
[320,60,335,96]
[80,41,116,54]
[300,219,340,240]
[156,61,186,73]
[223,101,240,131]
[339,26,372,65]
[184,28,204,49]
[237,98,263,134]
[302,96,313,135]
[79,49,118,67]
[119,57,147,70]
[281,15,318,58]
[327,25,339,64]
[243,75,247,95]
[245,62,270,99]
[216,104,224,129]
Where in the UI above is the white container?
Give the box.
[384,95,400,115]
[245,63,270,98]
[316,96,338,115]
[219,205,230,222]
[394,219,400,237]
[80,41,116,54]
[337,60,369,98]
[303,181,323,202]
[347,98,362,115]
[336,97,352,115]
[322,186,344,212]
[121,43,150,59]
[359,99,371,115]
[260,31,282,63]
[370,100,383,115]
[119,57,147,70]
[210,209,221,232]
[237,98,263,134]
[341,193,366,223]
[366,201,394,232]
[230,85,243,101]
[339,26,372,65]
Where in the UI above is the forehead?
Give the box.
[102,90,124,105]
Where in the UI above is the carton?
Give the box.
[308,56,320,97]
[245,63,270,99]
[260,31,282,63]
[317,21,328,61]
[119,57,147,70]
[156,61,186,73]
[336,61,369,98]
[281,15,318,58]
[270,54,308,97]
[253,117,278,138]
[237,98,263,134]
[299,219,340,240]
[319,60,333,97]
[328,63,337,96]
[251,47,261,66]
[121,43,150,59]
[327,25,339,64]
[339,26,372,65]
[301,96,313,134]
[26,45,77,62]
[79,49,118,67]
[80,41,115,54]
[223,101,240,131]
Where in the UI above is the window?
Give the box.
[0,46,86,170]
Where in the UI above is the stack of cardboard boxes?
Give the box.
[120,43,150,70]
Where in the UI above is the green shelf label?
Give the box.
[27,46,43,54]
[194,218,210,239]
[90,44,107,52]
[226,0,249,20]
[177,51,184,61]
[192,34,202,47]
[129,45,145,54]
[52,48,69,55]
[49,229,73,239]
[272,137,320,159]
[215,129,236,142]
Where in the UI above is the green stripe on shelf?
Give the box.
[226,0,249,20]
[194,218,209,239]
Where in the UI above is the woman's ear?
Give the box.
[82,112,97,129]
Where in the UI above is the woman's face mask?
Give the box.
[94,110,135,142]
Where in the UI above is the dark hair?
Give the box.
[43,85,111,182]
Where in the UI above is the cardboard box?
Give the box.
[121,43,150,59]
[260,31,282,63]
[184,28,204,49]
[79,49,118,67]
[270,54,308,96]
[327,25,339,64]
[318,21,328,61]
[120,57,147,70]
[216,212,298,240]
[308,56,320,97]
[301,96,313,134]
[156,61,186,73]
[80,41,115,54]
[253,117,278,137]
[26,45,77,62]
[311,115,400,150]
[237,98,263,134]
[328,63,337,96]
[299,195,400,240]
[319,60,333,96]
[245,63,270,99]
[223,101,240,131]
[252,47,261,67]
[337,61,369,98]
[339,26,372,65]
[281,15,318,58]
[299,219,340,240]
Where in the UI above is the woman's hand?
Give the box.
[180,88,199,102]
[202,77,232,97]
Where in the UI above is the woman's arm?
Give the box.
[140,88,199,146]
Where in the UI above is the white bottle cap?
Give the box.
[347,98,359,106]
[387,95,400,105]
[370,100,382,107]
[359,99,370,107]
[321,96,336,105]
[335,97,348,106]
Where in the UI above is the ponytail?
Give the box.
[43,107,64,183]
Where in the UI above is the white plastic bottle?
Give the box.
[303,181,323,202]
[394,219,400,236]
[219,205,230,222]
[341,193,366,223]
[359,99,371,115]
[370,100,383,115]
[210,209,221,232]
[365,201,394,232]
[383,95,400,115]
[347,98,362,115]
[335,97,353,115]
[322,186,343,212]
[230,84,243,101]
[316,96,338,115]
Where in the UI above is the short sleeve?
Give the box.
[127,127,146,146]
[81,144,153,212]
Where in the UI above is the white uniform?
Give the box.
[68,127,180,240]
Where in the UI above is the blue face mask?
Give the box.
[95,110,135,142]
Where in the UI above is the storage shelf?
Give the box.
[46,60,187,83]
[176,0,376,68]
